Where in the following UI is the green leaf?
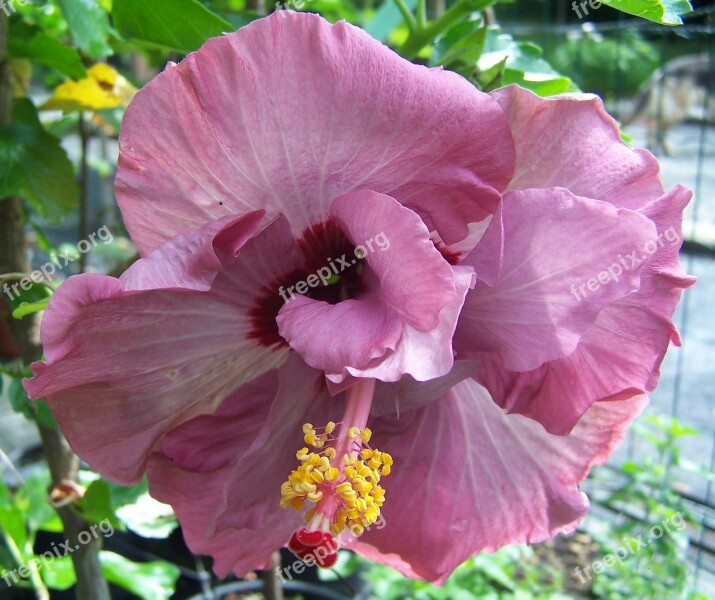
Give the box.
[0,476,28,551]
[105,477,148,508]
[75,480,119,527]
[115,493,178,539]
[41,555,77,590]
[478,28,577,96]
[431,19,488,70]
[7,18,87,80]
[600,0,693,25]
[0,121,79,222]
[100,551,180,600]
[12,299,50,319]
[56,0,113,58]
[112,0,232,53]
[24,470,63,533]
[4,279,53,315]
[9,376,32,420]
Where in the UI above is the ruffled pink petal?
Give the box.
[276,293,404,376]
[475,185,695,434]
[349,379,647,584]
[277,190,472,382]
[147,356,338,577]
[116,12,514,254]
[455,187,657,372]
[492,85,663,210]
[23,217,299,484]
[345,267,473,382]
[120,212,265,291]
[330,191,462,331]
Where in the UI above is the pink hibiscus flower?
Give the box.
[25,11,694,584]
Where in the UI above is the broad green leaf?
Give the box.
[4,279,53,316]
[112,0,232,53]
[41,556,76,590]
[115,493,178,539]
[100,551,180,600]
[105,477,148,508]
[431,19,488,70]
[9,375,31,418]
[479,28,577,96]
[600,0,692,25]
[0,122,79,221]
[24,470,63,533]
[75,480,120,527]
[56,0,113,58]
[7,18,87,80]
[0,476,28,550]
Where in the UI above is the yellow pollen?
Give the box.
[280,421,393,536]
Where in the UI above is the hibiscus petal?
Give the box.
[277,190,472,382]
[492,85,663,209]
[120,211,265,291]
[455,187,657,372]
[345,266,474,382]
[276,293,404,376]
[475,185,695,434]
[24,217,296,484]
[147,356,337,577]
[116,12,514,254]
[350,379,647,583]
[330,191,460,331]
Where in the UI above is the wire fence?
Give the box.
[497,1,715,594]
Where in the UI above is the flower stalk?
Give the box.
[398,0,495,58]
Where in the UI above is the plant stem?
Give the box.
[261,551,284,600]
[416,0,427,27]
[392,0,417,32]
[399,0,494,58]
[78,112,89,273]
[2,528,50,600]
[0,11,111,600]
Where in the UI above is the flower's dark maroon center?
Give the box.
[248,219,366,348]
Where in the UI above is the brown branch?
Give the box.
[0,11,111,600]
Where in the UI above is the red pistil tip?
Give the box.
[287,529,338,568]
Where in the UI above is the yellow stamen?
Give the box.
[279,421,393,537]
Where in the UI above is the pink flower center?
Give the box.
[248,218,367,348]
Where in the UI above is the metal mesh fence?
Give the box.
[496,1,715,593]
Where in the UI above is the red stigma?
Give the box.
[287,528,338,568]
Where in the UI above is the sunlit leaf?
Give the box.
[600,0,692,25]
[7,18,87,80]
[0,121,79,221]
[112,0,232,53]
[41,556,76,591]
[100,551,181,600]
[478,28,577,96]
[56,0,113,58]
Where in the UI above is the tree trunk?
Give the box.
[0,11,111,600]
